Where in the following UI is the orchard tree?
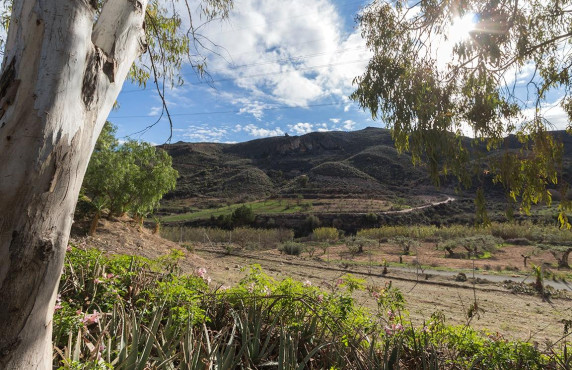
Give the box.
[82,122,178,235]
[0,0,232,368]
[352,0,572,225]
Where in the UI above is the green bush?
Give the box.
[231,205,255,226]
[300,214,320,236]
[313,227,339,242]
[280,241,303,256]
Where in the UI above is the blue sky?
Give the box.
[108,0,569,144]
[109,0,376,144]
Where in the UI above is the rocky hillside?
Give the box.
[160,127,572,209]
[161,128,432,203]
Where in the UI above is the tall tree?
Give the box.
[0,0,231,368]
[82,122,178,235]
[352,0,572,225]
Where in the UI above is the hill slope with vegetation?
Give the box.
[158,128,572,227]
[160,127,433,204]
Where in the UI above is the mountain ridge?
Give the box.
[160,127,432,203]
[160,127,572,207]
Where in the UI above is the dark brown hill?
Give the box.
[160,128,572,208]
[160,127,434,204]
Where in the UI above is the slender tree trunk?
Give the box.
[0,0,147,368]
[89,211,102,236]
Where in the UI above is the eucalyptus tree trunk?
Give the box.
[0,0,148,368]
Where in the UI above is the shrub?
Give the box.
[313,227,339,243]
[231,205,255,226]
[505,238,533,246]
[280,241,303,256]
[300,215,320,236]
[439,235,502,259]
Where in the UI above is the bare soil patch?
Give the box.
[71,217,205,270]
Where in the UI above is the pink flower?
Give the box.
[54,295,63,311]
[336,278,343,286]
[82,310,101,325]
[423,326,429,333]
[303,279,312,287]
[387,310,395,320]
[219,285,230,291]
[317,294,324,303]
[106,273,115,279]
[371,291,380,299]
[96,344,106,360]
[197,267,207,278]
[94,278,102,284]
[384,323,404,336]
[66,245,72,252]
[196,267,211,283]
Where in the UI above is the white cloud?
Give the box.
[289,122,314,135]
[198,0,371,107]
[520,98,570,131]
[272,72,323,106]
[329,118,340,124]
[502,62,536,86]
[234,98,274,120]
[288,122,333,134]
[178,125,229,142]
[343,119,356,130]
[148,106,162,116]
[243,124,284,137]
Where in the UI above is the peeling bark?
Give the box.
[0,0,148,368]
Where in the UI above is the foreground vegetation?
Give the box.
[53,246,571,369]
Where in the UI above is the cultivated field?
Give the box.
[160,222,572,344]
[196,243,572,343]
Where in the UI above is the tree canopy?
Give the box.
[82,122,178,232]
[351,0,572,226]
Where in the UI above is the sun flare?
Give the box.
[449,13,477,44]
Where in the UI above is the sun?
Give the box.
[448,13,477,44]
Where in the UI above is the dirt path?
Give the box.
[382,195,455,214]
[197,246,572,344]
